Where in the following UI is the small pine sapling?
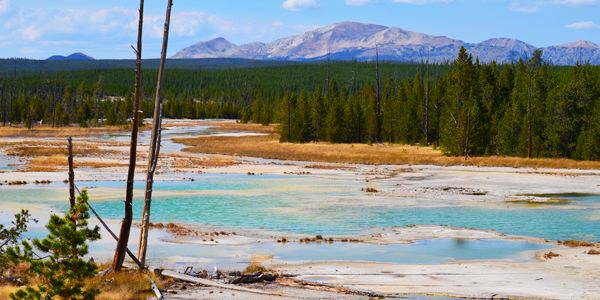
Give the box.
[0,209,37,277]
[7,190,102,300]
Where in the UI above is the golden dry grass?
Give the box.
[205,121,276,133]
[0,125,137,138]
[24,155,128,172]
[1,141,117,157]
[86,265,166,300]
[174,134,600,169]
[169,153,239,168]
[0,285,20,298]
[560,240,596,247]
[159,120,275,133]
[0,264,166,300]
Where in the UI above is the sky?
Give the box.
[0,0,599,60]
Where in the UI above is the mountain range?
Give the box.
[46,52,95,61]
[172,22,600,65]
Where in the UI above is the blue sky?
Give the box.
[0,0,599,59]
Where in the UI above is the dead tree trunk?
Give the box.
[425,49,430,145]
[464,107,471,160]
[138,0,173,266]
[112,0,144,272]
[68,136,75,209]
[375,43,381,142]
[527,61,532,159]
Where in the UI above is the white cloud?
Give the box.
[393,0,452,4]
[21,26,41,41]
[509,0,599,13]
[172,11,206,37]
[208,15,237,32]
[535,0,599,5]
[565,21,600,29]
[508,2,540,12]
[282,0,321,11]
[0,0,10,14]
[272,21,283,26]
[0,6,209,43]
[346,0,378,5]
[0,6,140,42]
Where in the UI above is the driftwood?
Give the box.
[122,263,285,297]
[231,271,264,284]
[230,271,276,284]
[146,274,165,300]
[0,276,21,282]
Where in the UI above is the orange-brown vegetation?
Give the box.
[245,254,273,274]
[205,121,276,133]
[588,249,600,255]
[543,252,561,259]
[23,155,127,172]
[0,262,164,300]
[85,263,166,300]
[169,153,238,168]
[0,125,136,138]
[1,141,120,157]
[560,240,595,247]
[174,134,600,169]
[305,164,357,171]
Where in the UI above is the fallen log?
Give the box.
[123,263,285,297]
[0,276,21,282]
[231,271,264,284]
[146,274,164,300]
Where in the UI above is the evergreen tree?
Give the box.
[380,72,398,143]
[310,86,324,142]
[7,190,101,300]
[325,90,344,143]
[296,88,312,143]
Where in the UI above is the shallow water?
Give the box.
[145,238,553,270]
[0,153,25,170]
[383,296,487,300]
[15,221,553,270]
[2,176,599,241]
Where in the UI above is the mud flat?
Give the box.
[274,243,600,300]
[371,164,600,203]
[162,223,549,246]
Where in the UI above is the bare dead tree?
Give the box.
[138,0,173,266]
[524,51,532,159]
[464,107,471,160]
[112,0,144,272]
[375,43,381,142]
[425,48,430,145]
[326,48,330,94]
[435,65,440,147]
[68,136,75,209]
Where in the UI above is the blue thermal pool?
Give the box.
[1,175,598,242]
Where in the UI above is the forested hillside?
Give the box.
[0,59,453,125]
[1,49,598,160]
[0,57,308,76]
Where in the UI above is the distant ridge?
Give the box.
[172,22,600,65]
[46,52,95,61]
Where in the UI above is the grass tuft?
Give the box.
[561,240,595,247]
[245,254,273,274]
